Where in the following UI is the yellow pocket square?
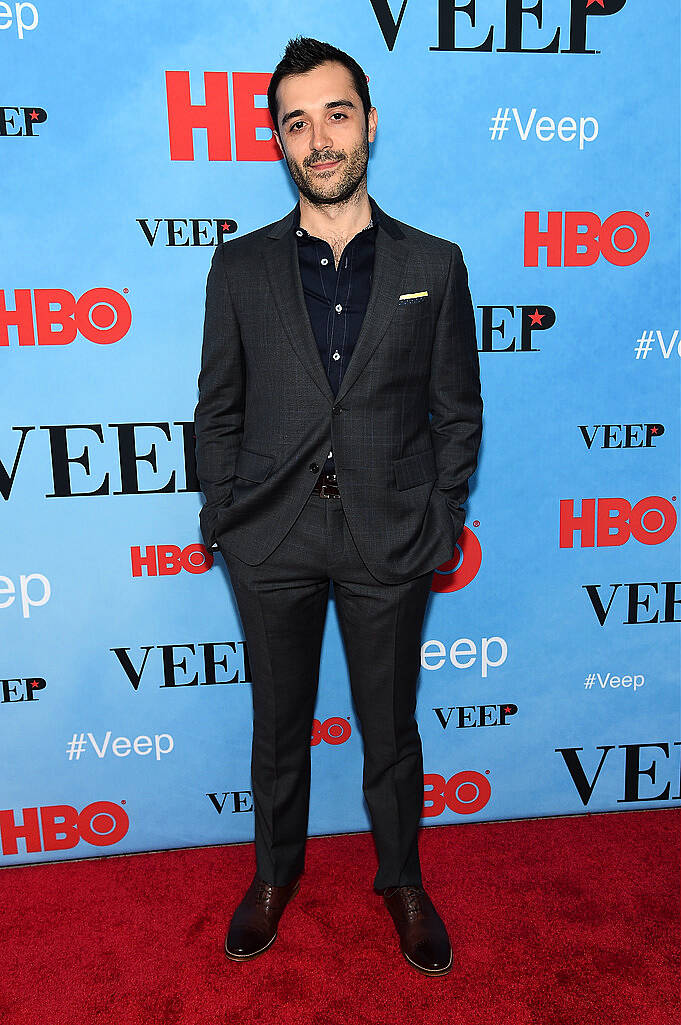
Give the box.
[399,291,428,300]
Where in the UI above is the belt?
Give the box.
[312,471,341,499]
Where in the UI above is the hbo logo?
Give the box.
[560,497,677,548]
[131,544,214,576]
[311,717,352,746]
[0,287,132,346]
[423,772,492,817]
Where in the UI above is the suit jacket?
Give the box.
[194,194,483,586]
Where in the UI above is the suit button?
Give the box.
[309,462,319,472]
[332,405,343,415]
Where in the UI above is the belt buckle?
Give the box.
[319,472,339,499]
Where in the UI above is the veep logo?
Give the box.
[206,791,254,815]
[478,304,556,352]
[583,581,681,626]
[111,642,252,689]
[579,424,664,449]
[422,636,508,678]
[556,742,681,806]
[137,218,238,247]
[0,801,129,855]
[165,71,279,162]
[131,545,213,577]
[0,573,50,618]
[0,288,131,346]
[560,497,677,548]
[432,526,482,593]
[0,105,46,135]
[422,771,492,817]
[524,212,650,267]
[0,421,198,500]
[1,676,46,703]
[433,703,518,729]
[0,2,39,39]
[372,0,627,54]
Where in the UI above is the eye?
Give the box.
[288,111,348,132]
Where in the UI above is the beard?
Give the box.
[283,134,369,207]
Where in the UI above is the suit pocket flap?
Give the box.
[393,448,437,490]
[234,447,275,483]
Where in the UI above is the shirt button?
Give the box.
[332,351,340,361]
[335,303,342,313]
[296,230,303,237]
[321,257,328,265]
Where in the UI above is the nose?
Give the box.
[309,117,334,155]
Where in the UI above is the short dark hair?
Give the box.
[268,36,371,133]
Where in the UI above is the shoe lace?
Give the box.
[254,878,273,906]
[397,885,427,920]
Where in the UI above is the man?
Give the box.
[194,36,483,976]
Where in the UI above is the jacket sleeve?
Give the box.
[429,242,483,542]
[193,243,245,547]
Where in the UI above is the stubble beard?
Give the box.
[284,134,369,208]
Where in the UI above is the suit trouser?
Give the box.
[220,488,435,892]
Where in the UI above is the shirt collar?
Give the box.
[292,194,380,241]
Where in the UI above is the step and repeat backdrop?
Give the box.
[2,1,679,865]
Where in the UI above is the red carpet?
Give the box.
[0,810,678,1025]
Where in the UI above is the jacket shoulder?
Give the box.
[215,218,279,262]
[387,214,463,276]
[387,211,463,258]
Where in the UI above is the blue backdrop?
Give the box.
[2,0,679,865]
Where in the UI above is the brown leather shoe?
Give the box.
[382,884,453,976]
[224,872,301,961]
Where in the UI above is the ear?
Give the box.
[272,130,284,156]
[367,106,378,143]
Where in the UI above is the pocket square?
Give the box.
[398,290,429,304]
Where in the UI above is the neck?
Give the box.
[298,187,372,241]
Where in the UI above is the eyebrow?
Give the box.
[280,98,356,128]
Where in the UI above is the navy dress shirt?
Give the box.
[293,199,378,476]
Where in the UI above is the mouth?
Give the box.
[309,159,342,172]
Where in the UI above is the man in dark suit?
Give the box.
[194,36,482,976]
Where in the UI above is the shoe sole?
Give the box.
[402,946,453,977]
[224,879,301,962]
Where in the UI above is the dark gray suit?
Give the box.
[195,196,482,586]
[194,195,482,889]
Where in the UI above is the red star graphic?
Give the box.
[586,0,605,7]
[220,221,231,232]
[28,679,40,688]
[528,308,545,325]
[503,706,513,713]
[650,426,659,434]
[29,109,39,121]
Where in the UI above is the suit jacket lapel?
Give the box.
[264,208,335,405]
[335,223,409,404]
[263,197,409,407]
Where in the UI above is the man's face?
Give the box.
[273,60,377,206]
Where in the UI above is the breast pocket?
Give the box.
[395,297,431,319]
[392,296,432,338]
